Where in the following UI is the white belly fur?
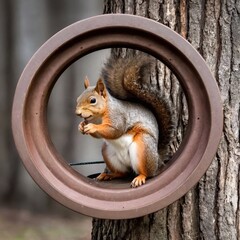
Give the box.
[104,134,139,173]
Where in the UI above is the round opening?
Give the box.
[12,14,223,219]
[48,48,186,185]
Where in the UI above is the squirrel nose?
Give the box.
[75,109,82,117]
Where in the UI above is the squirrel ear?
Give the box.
[84,76,90,89]
[95,79,106,97]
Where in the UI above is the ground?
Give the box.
[0,208,92,240]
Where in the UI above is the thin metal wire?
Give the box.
[69,161,105,166]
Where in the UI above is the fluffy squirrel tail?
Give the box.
[101,54,173,149]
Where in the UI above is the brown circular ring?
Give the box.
[12,14,223,219]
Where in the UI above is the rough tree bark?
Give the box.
[92,0,240,239]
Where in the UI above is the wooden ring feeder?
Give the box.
[12,14,223,219]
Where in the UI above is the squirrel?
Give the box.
[75,54,172,188]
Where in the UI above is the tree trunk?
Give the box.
[92,0,240,239]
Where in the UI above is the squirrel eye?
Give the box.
[89,97,97,104]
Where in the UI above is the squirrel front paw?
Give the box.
[78,122,97,135]
[84,123,97,134]
[78,121,87,134]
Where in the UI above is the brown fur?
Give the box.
[101,54,173,149]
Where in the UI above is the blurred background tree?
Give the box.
[0,0,107,214]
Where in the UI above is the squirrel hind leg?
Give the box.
[131,174,146,188]
[99,142,128,181]
[129,133,159,188]
[97,172,127,181]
